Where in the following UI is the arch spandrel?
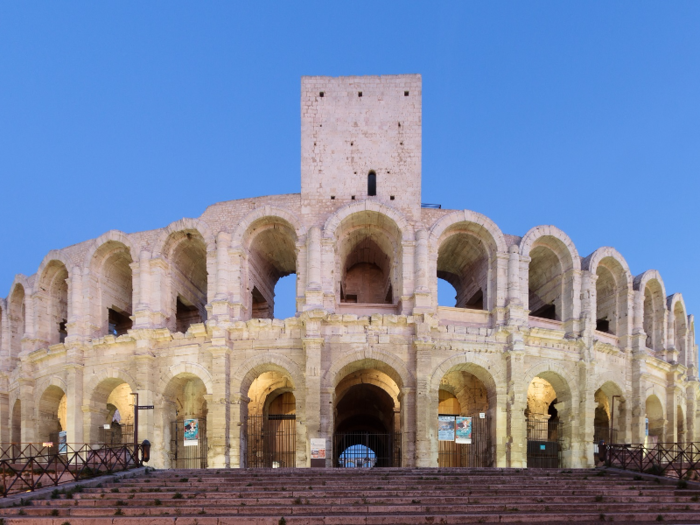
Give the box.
[152,218,216,259]
[583,247,633,289]
[428,210,508,255]
[84,368,139,403]
[36,252,73,291]
[158,362,214,397]
[521,362,577,405]
[323,201,414,243]
[428,353,504,396]
[633,269,667,297]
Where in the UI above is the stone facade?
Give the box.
[0,74,697,469]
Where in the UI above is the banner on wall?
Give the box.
[438,415,455,441]
[58,430,67,454]
[184,419,199,447]
[455,417,472,444]
[310,438,326,460]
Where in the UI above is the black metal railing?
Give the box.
[0,443,140,497]
[605,442,700,480]
[170,420,208,469]
[334,432,401,468]
[526,418,562,468]
[246,415,296,468]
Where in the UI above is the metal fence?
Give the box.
[334,432,401,468]
[526,418,562,468]
[0,443,140,497]
[606,442,700,480]
[438,415,492,467]
[170,420,208,469]
[246,414,296,468]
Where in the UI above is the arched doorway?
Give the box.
[162,374,208,469]
[593,382,626,446]
[333,365,401,468]
[37,386,67,446]
[245,370,297,468]
[645,395,664,446]
[525,373,572,468]
[437,367,495,467]
[87,378,135,446]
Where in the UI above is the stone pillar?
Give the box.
[399,386,416,467]
[229,248,246,320]
[303,318,327,464]
[413,229,431,314]
[133,251,153,329]
[506,246,526,327]
[414,340,433,467]
[229,393,249,468]
[208,344,230,467]
[210,232,235,323]
[580,272,595,337]
[575,361,596,467]
[65,360,84,444]
[305,226,323,309]
[132,340,155,459]
[630,355,647,444]
[0,387,9,445]
[19,378,35,443]
[687,381,698,442]
[505,335,526,467]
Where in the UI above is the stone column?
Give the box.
[133,251,153,329]
[19,378,35,443]
[0,387,9,445]
[630,354,647,444]
[414,340,433,467]
[65,358,84,444]
[687,382,698,442]
[399,386,416,467]
[413,229,431,314]
[575,361,596,467]
[303,321,327,464]
[229,392,249,468]
[305,226,323,309]
[505,335,526,467]
[210,232,234,323]
[506,246,526,327]
[208,344,230,467]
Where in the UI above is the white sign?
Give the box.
[310,438,326,459]
[103,424,111,429]
[479,413,486,419]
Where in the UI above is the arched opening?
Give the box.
[91,242,133,337]
[336,212,401,311]
[37,386,67,445]
[367,171,377,196]
[165,231,208,333]
[88,379,134,446]
[642,280,665,352]
[245,370,297,468]
[11,399,21,444]
[677,405,686,444]
[525,373,572,468]
[594,257,629,336]
[163,374,208,468]
[437,365,496,467]
[436,225,491,310]
[593,382,625,454]
[528,241,567,321]
[245,219,298,320]
[38,261,69,345]
[645,394,664,446]
[673,301,687,365]
[9,284,25,360]
[333,364,401,467]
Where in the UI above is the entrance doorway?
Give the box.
[525,376,565,468]
[246,391,296,468]
[333,368,401,468]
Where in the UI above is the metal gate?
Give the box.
[98,424,134,446]
[438,414,492,467]
[526,418,562,468]
[170,419,208,469]
[334,432,401,468]
[246,414,296,468]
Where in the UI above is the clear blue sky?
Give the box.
[1,2,698,322]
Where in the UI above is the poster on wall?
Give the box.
[58,430,67,454]
[184,419,199,447]
[455,417,472,444]
[438,415,455,441]
[310,438,326,459]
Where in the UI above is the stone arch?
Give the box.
[583,247,633,338]
[429,211,508,311]
[232,353,304,397]
[84,368,138,401]
[84,369,137,443]
[634,270,667,353]
[8,277,29,360]
[36,383,67,443]
[520,226,580,324]
[593,379,627,444]
[35,258,70,345]
[154,221,211,333]
[157,362,214,397]
[324,348,413,391]
[668,293,688,365]
[326,205,411,309]
[235,209,303,320]
[323,201,414,243]
[645,393,665,444]
[86,234,134,338]
[429,353,503,395]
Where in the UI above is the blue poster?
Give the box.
[455,417,472,444]
[184,419,199,447]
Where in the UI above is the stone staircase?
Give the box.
[2,467,700,524]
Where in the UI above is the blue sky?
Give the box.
[1,2,698,322]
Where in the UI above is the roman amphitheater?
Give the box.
[0,75,697,471]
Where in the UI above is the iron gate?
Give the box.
[526,418,562,468]
[98,424,134,446]
[170,419,208,469]
[334,432,401,468]
[246,414,296,468]
[438,414,492,467]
